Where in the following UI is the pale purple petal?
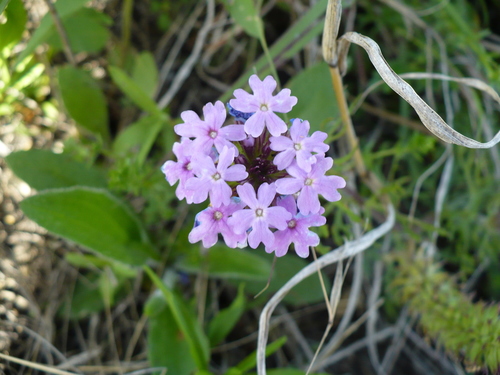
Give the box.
[269,136,293,151]
[304,131,329,153]
[269,88,297,113]
[297,185,320,215]
[293,231,318,258]
[290,119,309,141]
[266,206,291,230]
[203,101,226,128]
[228,209,254,234]
[315,175,346,202]
[220,124,246,141]
[236,183,258,208]
[193,154,216,177]
[295,151,315,173]
[243,111,266,137]
[248,220,274,248]
[275,177,303,195]
[268,231,292,257]
[230,89,259,112]
[264,112,288,137]
[273,149,295,170]
[277,195,297,216]
[217,146,235,173]
[257,182,277,208]
[224,164,248,181]
[219,220,246,248]
[209,181,232,206]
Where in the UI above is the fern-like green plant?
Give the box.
[391,256,500,372]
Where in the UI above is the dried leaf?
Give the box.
[336,31,500,149]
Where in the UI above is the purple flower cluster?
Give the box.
[162,75,346,258]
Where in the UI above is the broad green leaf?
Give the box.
[113,115,164,165]
[6,149,107,191]
[20,187,158,265]
[144,266,210,371]
[58,66,109,139]
[223,0,263,39]
[177,245,271,281]
[244,253,331,306]
[145,294,197,375]
[46,8,111,54]
[0,0,11,15]
[15,0,89,65]
[0,0,26,50]
[131,52,158,99]
[109,65,161,115]
[287,62,339,134]
[207,284,246,346]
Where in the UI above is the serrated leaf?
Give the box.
[207,284,246,346]
[20,187,158,265]
[223,0,263,38]
[0,0,26,50]
[131,52,158,99]
[6,149,107,190]
[144,266,210,371]
[109,65,161,115]
[177,245,271,281]
[58,66,109,139]
[46,8,111,54]
[287,62,339,134]
[145,294,197,375]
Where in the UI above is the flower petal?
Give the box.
[275,177,303,195]
[236,183,258,208]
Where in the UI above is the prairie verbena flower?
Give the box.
[162,74,346,257]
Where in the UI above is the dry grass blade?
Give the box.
[0,352,80,375]
[336,32,500,149]
[321,0,342,66]
[256,204,396,375]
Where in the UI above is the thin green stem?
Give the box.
[121,0,134,67]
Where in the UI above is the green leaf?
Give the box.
[287,62,339,134]
[0,0,12,15]
[219,0,328,103]
[244,253,331,306]
[20,187,158,265]
[0,0,26,50]
[145,294,197,375]
[6,149,107,190]
[113,114,164,165]
[65,253,137,278]
[176,245,271,281]
[207,284,246,346]
[58,66,109,139]
[46,8,111,54]
[144,266,210,371]
[131,52,158,99]
[63,273,105,319]
[223,0,263,38]
[15,0,89,65]
[109,65,161,115]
